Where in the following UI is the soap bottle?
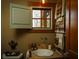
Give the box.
[26,50,30,59]
[48,43,51,50]
[26,50,31,59]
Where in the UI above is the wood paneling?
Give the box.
[70,0,78,53]
[66,0,78,59]
[66,0,70,51]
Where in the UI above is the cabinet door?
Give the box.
[10,4,32,28]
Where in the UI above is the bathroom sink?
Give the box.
[32,49,54,56]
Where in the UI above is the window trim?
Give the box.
[31,7,54,33]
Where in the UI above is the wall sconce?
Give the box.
[42,0,45,4]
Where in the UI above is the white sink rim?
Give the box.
[32,49,54,57]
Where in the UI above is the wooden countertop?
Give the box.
[29,50,63,59]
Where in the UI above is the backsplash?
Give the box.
[16,33,55,53]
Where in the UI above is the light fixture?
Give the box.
[42,0,45,4]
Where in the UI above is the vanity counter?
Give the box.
[29,50,64,59]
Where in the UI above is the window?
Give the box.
[32,8,52,30]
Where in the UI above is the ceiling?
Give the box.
[29,0,58,3]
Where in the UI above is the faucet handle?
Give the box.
[45,37,47,40]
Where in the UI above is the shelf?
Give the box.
[55,0,65,34]
[55,0,65,19]
[55,32,65,34]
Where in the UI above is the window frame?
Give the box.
[31,7,54,33]
[32,7,53,29]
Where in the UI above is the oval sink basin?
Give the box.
[32,49,54,56]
